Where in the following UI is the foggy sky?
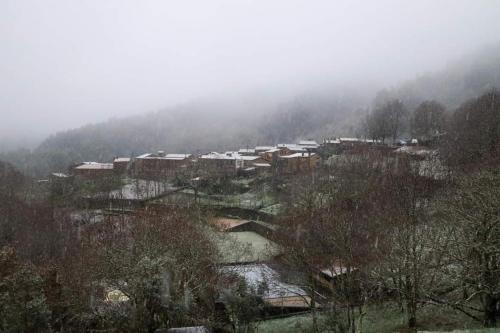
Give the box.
[1,0,500,142]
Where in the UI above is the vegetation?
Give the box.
[1,89,500,332]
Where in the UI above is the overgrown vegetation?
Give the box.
[1,90,499,332]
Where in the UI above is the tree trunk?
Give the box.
[482,294,498,328]
[310,277,318,333]
[407,299,417,329]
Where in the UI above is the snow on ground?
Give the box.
[106,179,176,200]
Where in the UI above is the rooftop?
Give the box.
[298,140,319,146]
[113,157,131,162]
[255,146,275,151]
[263,148,281,153]
[75,162,113,170]
[136,153,191,160]
[277,143,306,151]
[51,172,69,178]
[279,152,316,159]
[240,155,262,161]
[200,152,238,160]
[238,148,256,153]
[209,217,249,231]
[221,264,309,303]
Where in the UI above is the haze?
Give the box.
[1,0,500,146]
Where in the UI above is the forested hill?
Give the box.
[3,88,370,177]
[3,44,500,177]
[373,44,500,109]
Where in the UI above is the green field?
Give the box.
[254,303,492,333]
[216,231,279,264]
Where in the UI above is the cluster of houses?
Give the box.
[55,136,430,184]
[209,216,349,314]
[69,140,326,180]
[62,136,431,329]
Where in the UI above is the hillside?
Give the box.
[374,44,500,109]
[2,88,370,176]
[3,44,500,177]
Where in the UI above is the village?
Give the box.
[3,2,500,331]
[62,137,428,180]
[43,136,439,332]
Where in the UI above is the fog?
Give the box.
[1,0,500,146]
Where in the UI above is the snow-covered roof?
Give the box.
[113,157,131,163]
[240,155,262,161]
[339,137,360,142]
[238,148,256,154]
[279,152,316,159]
[200,152,237,160]
[221,264,308,300]
[136,153,191,160]
[164,154,191,159]
[324,139,341,144]
[277,143,307,151]
[75,162,113,170]
[263,148,281,153]
[255,146,275,151]
[320,265,357,278]
[51,172,69,178]
[200,152,261,161]
[277,143,294,148]
[298,140,318,146]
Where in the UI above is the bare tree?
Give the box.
[367,99,408,144]
[81,207,219,332]
[411,100,446,142]
[441,89,500,169]
[434,171,500,327]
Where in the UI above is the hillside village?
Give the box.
[39,136,447,332]
[61,138,427,180]
[3,90,500,333]
[4,2,500,332]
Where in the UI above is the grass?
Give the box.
[255,313,314,333]
[418,328,500,333]
[255,303,491,333]
[176,187,277,210]
[259,203,282,215]
[215,231,279,264]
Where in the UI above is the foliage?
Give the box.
[0,247,51,333]
[221,278,266,332]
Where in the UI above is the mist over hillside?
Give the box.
[374,44,500,109]
[6,86,371,176]
[2,44,500,177]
